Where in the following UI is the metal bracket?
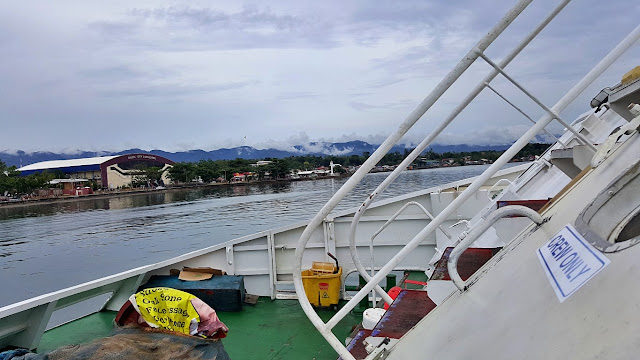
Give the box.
[592,111,640,168]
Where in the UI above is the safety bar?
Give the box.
[293,5,640,360]
[367,201,452,307]
[486,178,513,200]
[447,205,543,291]
[346,0,572,311]
[293,2,532,358]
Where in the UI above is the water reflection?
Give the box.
[0,165,519,306]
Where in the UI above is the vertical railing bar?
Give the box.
[267,231,276,300]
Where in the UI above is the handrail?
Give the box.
[292,2,533,358]
[345,0,572,308]
[486,178,513,200]
[367,201,452,307]
[447,205,543,291]
[293,6,640,360]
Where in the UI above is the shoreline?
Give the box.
[0,162,516,210]
[0,174,352,209]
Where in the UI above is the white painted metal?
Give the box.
[291,1,534,357]
[103,274,145,311]
[291,0,534,356]
[424,23,640,280]
[267,230,276,299]
[344,0,572,301]
[485,178,513,200]
[1,6,637,360]
[0,166,519,350]
[447,205,543,291]
[592,112,640,167]
[367,201,451,306]
[386,125,640,360]
[333,4,626,327]
[295,14,640,360]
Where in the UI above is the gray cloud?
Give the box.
[88,5,339,51]
[276,92,319,101]
[349,99,415,112]
[0,0,639,154]
[78,66,148,80]
[100,81,256,98]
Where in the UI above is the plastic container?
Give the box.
[301,266,342,308]
[622,66,640,84]
[362,308,386,330]
[138,275,245,312]
[310,261,336,274]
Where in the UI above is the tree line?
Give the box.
[0,161,57,197]
[0,143,551,194]
[166,143,550,184]
[418,143,549,164]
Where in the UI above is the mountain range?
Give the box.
[0,141,514,168]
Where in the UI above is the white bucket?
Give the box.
[362,308,386,330]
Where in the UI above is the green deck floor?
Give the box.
[39,298,360,360]
[38,271,427,359]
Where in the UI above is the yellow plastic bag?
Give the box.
[131,287,200,335]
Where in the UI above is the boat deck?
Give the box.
[38,298,360,359]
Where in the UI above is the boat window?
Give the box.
[612,208,640,243]
[575,159,640,253]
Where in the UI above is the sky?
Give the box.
[1,0,639,154]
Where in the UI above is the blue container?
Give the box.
[138,275,245,312]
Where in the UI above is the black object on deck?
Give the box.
[2,327,230,360]
[138,275,246,312]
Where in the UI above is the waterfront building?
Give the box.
[17,153,175,189]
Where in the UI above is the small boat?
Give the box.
[1,1,639,359]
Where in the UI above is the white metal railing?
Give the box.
[486,178,514,200]
[292,0,640,356]
[447,205,543,291]
[0,171,500,351]
[367,201,452,307]
[345,0,572,308]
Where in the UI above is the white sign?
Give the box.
[537,224,610,302]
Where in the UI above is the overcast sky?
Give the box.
[1,0,639,154]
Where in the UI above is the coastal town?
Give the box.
[0,143,547,204]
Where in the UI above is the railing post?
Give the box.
[267,230,277,300]
[346,0,572,305]
[12,301,57,350]
[103,274,145,311]
[296,19,640,359]
[292,1,533,358]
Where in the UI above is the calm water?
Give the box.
[0,165,506,306]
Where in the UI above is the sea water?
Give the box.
[0,165,511,307]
